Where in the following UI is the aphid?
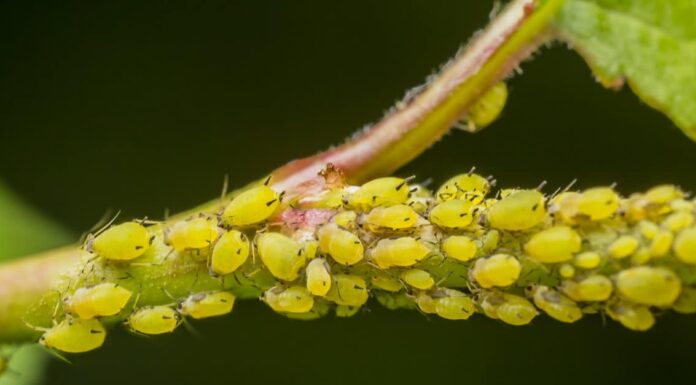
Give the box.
[649,230,673,257]
[88,222,150,261]
[463,82,508,132]
[607,235,639,259]
[645,184,683,206]
[400,269,435,290]
[670,199,694,212]
[638,220,659,240]
[335,305,361,318]
[435,173,490,204]
[39,318,106,353]
[672,287,696,314]
[364,204,419,231]
[347,177,411,210]
[415,292,437,314]
[558,264,575,278]
[441,235,478,262]
[487,189,546,231]
[530,285,583,323]
[221,183,281,227]
[577,187,620,220]
[325,274,369,307]
[481,292,538,326]
[370,274,403,292]
[178,291,235,319]
[209,230,250,275]
[405,184,434,214]
[605,301,655,331]
[674,227,696,264]
[433,289,475,320]
[369,237,430,268]
[562,274,613,302]
[549,191,580,225]
[333,210,357,229]
[471,253,521,288]
[263,285,315,314]
[428,200,475,229]
[166,216,220,252]
[317,224,364,266]
[481,230,500,253]
[126,305,180,335]
[661,211,694,232]
[524,225,581,263]
[630,247,651,265]
[256,232,307,281]
[306,258,332,296]
[573,251,601,269]
[64,283,133,319]
[615,266,681,306]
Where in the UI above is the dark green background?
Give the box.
[2,1,695,384]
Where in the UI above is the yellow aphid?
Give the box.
[306,188,346,209]
[257,232,306,281]
[166,216,220,252]
[306,258,332,296]
[126,306,180,335]
[674,227,696,264]
[638,220,659,240]
[416,293,437,314]
[615,266,681,306]
[672,287,696,314]
[577,187,620,220]
[607,235,639,259]
[429,200,475,229]
[481,230,500,253]
[369,237,430,268]
[406,184,433,214]
[436,173,490,204]
[209,230,250,275]
[222,184,280,227]
[178,291,235,319]
[371,274,403,292]
[434,289,475,320]
[670,199,694,212]
[630,247,651,265]
[481,292,538,326]
[606,301,655,331]
[364,204,419,231]
[562,275,613,302]
[64,283,133,319]
[40,318,106,353]
[531,286,583,323]
[333,210,357,229]
[335,305,361,318]
[524,225,581,263]
[89,222,150,261]
[317,224,364,266]
[649,230,673,257]
[326,274,369,307]
[573,251,601,269]
[487,190,546,231]
[400,269,435,290]
[559,264,575,278]
[661,211,694,232]
[264,285,315,314]
[645,184,683,205]
[348,177,411,210]
[471,254,521,288]
[465,82,508,131]
[441,235,478,262]
[550,192,580,224]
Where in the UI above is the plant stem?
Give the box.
[0,0,564,343]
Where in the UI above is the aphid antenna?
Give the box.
[92,210,122,239]
[180,317,203,340]
[562,178,578,193]
[220,174,230,201]
[435,271,454,286]
[609,181,618,189]
[163,208,170,221]
[536,180,548,191]
[41,346,73,365]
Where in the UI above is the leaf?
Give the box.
[0,181,72,385]
[554,0,696,140]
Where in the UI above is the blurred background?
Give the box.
[1,1,695,384]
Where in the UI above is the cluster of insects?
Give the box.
[25,168,696,356]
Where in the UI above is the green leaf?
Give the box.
[554,0,696,140]
[0,181,72,385]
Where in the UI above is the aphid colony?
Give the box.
[32,170,696,354]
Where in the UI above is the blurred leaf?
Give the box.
[0,181,73,385]
[555,0,696,140]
